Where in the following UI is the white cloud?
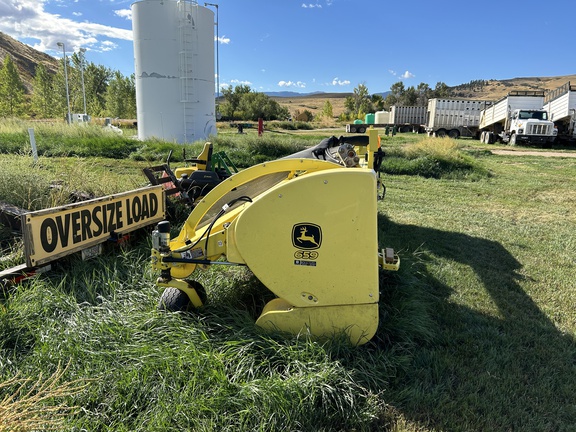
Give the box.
[331,77,350,86]
[114,9,131,20]
[0,0,132,55]
[302,3,322,8]
[217,35,230,44]
[278,80,306,88]
[230,79,253,86]
[389,69,415,80]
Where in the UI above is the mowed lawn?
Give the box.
[378,145,576,430]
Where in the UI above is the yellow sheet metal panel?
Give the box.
[24,186,165,266]
[172,158,341,247]
[255,300,379,346]
[230,168,379,308]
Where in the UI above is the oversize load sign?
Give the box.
[23,186,165,266]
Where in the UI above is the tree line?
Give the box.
[0,54,136,120]
[0,51,464,123]
[342,81,453,121]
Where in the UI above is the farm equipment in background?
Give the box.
[151,130,399,346]
[0,142,236,288]
[143,142,238,207]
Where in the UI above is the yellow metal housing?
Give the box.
[154,134,398,345]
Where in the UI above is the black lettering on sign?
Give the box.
[149,192,158,217]
[141,194,149,219]
[72,211,81,243]
[115,201,123,230]
[132,196,141,223]
[105,202,115,232]
[81,209,92,241]
[92,206,103,237]
[34,190,162,255]
[55,214,71,248]
[40,218,58,253]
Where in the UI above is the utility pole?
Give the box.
[79,47,87,115]
[57,42,71,123]
[204,2,220,101]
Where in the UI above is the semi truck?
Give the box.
[542,81,576,145]
[345,105,426,134]
[478,91,556,145]
[425,98,493,139]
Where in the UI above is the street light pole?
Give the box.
[57,42,71,124]
[204,2,219,101]
[79,48,87,115]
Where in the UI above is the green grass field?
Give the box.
[0,122,575,431]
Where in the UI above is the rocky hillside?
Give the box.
[0,31,59,91]
[451,76,576,101]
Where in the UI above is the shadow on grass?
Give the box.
[377,214,576,431]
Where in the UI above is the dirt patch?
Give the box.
[491,150,576,158]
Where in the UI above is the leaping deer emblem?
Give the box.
[296,227,319,246]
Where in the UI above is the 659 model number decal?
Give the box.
[294,250,319,260]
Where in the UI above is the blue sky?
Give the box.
[0,0,574,94]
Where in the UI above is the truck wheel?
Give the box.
[509,133,516,146]
[436,129,447,138]
[349,127,357,133]
[480,131,486,143]
[358,127,366,133]
[487,132,495,144]
[448,129,460,139]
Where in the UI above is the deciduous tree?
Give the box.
[0,55,27,116]
[31,63,58,118]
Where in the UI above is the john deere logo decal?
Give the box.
[292,223,321,250]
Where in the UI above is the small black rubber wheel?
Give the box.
[158,288,191,312]
[158,281,207,312]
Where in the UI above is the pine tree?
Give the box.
[0,54,27,116]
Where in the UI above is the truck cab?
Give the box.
[508,109,557,145]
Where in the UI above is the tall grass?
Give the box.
[0,155,147,211]
[0,363,88,432]
[381,137,491,180]
[0,245,412,430]
[0,119,319,167]
[1,129,575,430]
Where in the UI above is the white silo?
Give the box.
[131,0,216,143]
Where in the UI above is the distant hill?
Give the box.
[450,76,576,101]
[0,31,59,91]
[265,91,330,98]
